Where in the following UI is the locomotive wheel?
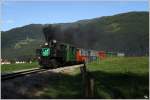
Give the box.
[41,65,50,69]
[50,59,60,68]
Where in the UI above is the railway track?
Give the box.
[1,64,84,81]
[1,68,47,81]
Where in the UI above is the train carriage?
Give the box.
[88,50,98,62]
[98,51,106,60]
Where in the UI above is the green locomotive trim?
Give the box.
[41,48,50,56]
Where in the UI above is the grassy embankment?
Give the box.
[37,57,149,99]
[1,62,39,73]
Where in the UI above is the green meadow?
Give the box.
[1,62,38,73]
[87,57,149,98]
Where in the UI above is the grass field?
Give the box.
[36,56,149,99]
[1,57,149,99]
[1,62,39,73]
[87,57,149,99]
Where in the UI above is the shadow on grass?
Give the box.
[90,71,149,99]
[1,70,149,99]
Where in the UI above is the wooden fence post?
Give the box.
[80,62,87,97]
[80,62,95,98]
[89,77,94,97]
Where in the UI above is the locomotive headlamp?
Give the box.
[53,40,57,43]
[45,42,48,46]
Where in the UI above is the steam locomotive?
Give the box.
[36,39,85,68]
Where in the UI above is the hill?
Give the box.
[2,24,45,60]
[1,11,149,60]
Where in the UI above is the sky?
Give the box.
[1,0,149,31]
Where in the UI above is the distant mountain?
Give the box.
[1,11,149,60]
[1,24,45,60]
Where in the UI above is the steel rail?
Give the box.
[1,68,46,81]
[1,64,84,81]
